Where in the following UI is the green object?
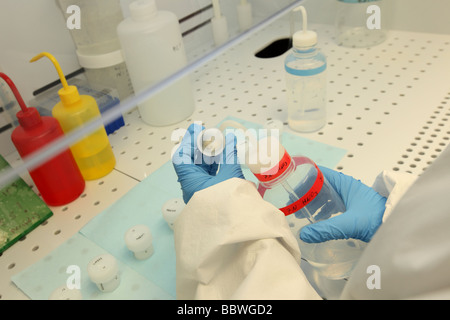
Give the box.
[0,155,53,254]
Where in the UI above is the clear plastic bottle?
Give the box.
[57,0,134,100]
[335,0,387,48]
[253,137,366,280]
[285,6,327,132]
[196,122,366,280]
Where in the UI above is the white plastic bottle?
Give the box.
[285,6,327,132]
[117,0,195,126]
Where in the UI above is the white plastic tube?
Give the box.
[211,0,229,46]
[212,0,222,18]
[237,0,253,31]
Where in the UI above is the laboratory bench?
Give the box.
[1,18,449,299]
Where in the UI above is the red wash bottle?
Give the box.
[1,72,85,206]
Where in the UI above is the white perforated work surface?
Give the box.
[1,19,449,299]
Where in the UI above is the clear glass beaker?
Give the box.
[335,0,387,48]
[57,0,134,100]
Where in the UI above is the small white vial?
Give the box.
[124,225,154,260]
[87,254,120,293]
[49,285,83,300]
[162,198,185,230]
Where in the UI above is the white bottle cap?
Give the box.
[129,0,158,21]
[87,254,120,292]
[124,225,154,260]
[246,135,287,176]
[49,285,83,300]
[197,128,225,158]
[162,198,185,229]
[292,6,317,48]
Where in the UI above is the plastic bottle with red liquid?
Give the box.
[1,73,85,206]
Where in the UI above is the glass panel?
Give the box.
[0,0,303,187]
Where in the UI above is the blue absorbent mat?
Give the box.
[12,117,347,299]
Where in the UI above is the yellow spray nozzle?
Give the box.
[30,52,69,89]
[30,52,80,106]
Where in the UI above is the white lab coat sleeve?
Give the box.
[173,178,321,300]
[371,170,417,222]
[341,144,450,300]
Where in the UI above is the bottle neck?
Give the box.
[131,11,158,22]
[292,45,318,58]
[130,0,158,22]
[17,107,43,129]
[259,156,296,188]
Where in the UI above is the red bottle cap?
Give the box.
[16,107,42,129]
[252,150,292,182]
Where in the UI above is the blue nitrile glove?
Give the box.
[172,123,245,204]
[299,166,387,243]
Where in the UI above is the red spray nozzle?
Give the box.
[0,72,28,113]
[0,72,41,128]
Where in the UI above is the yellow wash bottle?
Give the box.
[30,52,116,180]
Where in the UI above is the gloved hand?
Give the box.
[299,166,387,243]
[172,123,245,204]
